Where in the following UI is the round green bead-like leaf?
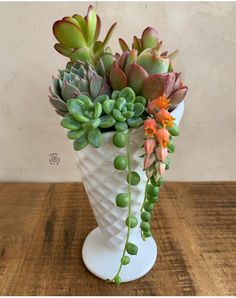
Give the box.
[141,211,151,222]
[120,87,135,103]
[94,102,102,119]
[113,132,128,148]
[88,128,102,148]
[135,96,147,106]
[133,103,145,117]
[114,275,121,285]
[126,242,138,255]
[126,171,140,185]
[147,194,158,203]
[143,230,152,238]
[113,155,128,170]
[116,193,129,208]
[140,221,151,232]
[127,117,143,128]
[126,216,138,228]
[167,123,180,136]
[73,131,88,151]
[102,100,116,115]
[121,256,130,265]
[113,109,126,122]
[99,115,116,128]
[67,128,86,140]
[60,114,82,130]
[146,184,160,197]
[53,20,87,48]
[67,99,89,123]
[115,122,128,132]
[150,176,164,187]
[144,202,154,212]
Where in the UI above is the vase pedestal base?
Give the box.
[82,227,158,282]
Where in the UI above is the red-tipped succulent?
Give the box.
[110,27,188,109]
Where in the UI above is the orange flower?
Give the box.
[155,128,170,148]
[156,147,168,162]
[144,138,156,155]
[156,109,175,127]
[144,119,157,138]
[148,95,171,114]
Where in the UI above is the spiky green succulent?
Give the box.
[52,5,116,74]
[110,27,188,109]
[49,60,111,116]
[60,87,146,150]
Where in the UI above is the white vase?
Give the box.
[74,101,184,282]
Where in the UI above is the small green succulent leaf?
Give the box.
[78,94,94,109]
[73,131,88,151]
[88,128,102,148]
[93,94,109,104]
[116,97,126,111]
[67,99,89,123]
[67,128,86,140]
[126,103,134,111]
[99,115,116,128]
[94,102,102,118]
[102,100,116,115]
[120,87,136,103]
[113,109,126,122]
[60,113,82,130]
[115,122,128,132]
[82,119,100,130]
[133,103,145,117]
[127,117,144,128]
[95,22,117,57]
[135,96,147,106]
[53,20,87,48]
[122,110,134,118]
[111,90,120,100]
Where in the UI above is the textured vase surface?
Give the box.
[74,101,184,250]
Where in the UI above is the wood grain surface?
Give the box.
[0,182,235,296]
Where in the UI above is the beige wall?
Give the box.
[0,2,236,182]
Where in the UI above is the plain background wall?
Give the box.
[0,1,236,182]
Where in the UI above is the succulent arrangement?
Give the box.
[49,5,188,285]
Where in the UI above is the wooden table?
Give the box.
[0,182,235,295]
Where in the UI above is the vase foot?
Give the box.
[82,227,158,282]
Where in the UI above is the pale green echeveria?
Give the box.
[49,60,111,116]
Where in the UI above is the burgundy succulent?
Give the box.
[110,27,188,108]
